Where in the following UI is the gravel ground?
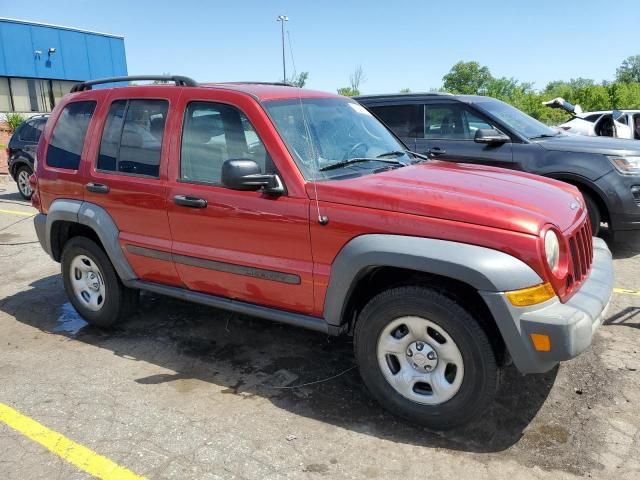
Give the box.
[0,180,638,480]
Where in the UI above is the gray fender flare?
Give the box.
[45,199,136,281]
[323,234,543,326]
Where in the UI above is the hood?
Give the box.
[535,133,640,156]
[310,162,584,235]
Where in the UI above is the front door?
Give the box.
[415,102,513,167]
[165,93,314,314]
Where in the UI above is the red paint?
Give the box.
[34,83,587,320]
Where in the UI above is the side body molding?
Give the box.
[323,234,543,326]
[44,199,136,281]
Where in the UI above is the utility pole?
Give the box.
[276,15,288,83]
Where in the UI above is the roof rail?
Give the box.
[210,81,295,87]
[70,75,198,92]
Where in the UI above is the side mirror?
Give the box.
[474,128,510,145]
[221,159,284,194]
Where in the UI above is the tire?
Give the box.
[354,286,498,430]
[581,191,601,236]
[61,236,138,327]
[16,165,33,200]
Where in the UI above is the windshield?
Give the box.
[264,97,410,180]
[477,99,559,139]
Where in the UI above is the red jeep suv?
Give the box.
[31,75,614,429]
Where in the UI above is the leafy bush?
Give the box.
[3,113,26,133]
[440,60,640,125]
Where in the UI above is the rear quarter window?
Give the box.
[18,119,46,143]
[46,101,96,170]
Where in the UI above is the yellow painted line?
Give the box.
[0,402,145,480]
[614,288,640,297]
[0,208,34,217]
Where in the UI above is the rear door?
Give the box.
[415,101,513,166]
[82,87,182,286]
[165,90,315,314]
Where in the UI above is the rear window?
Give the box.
[46,101,96,170]
[18,118,46,142]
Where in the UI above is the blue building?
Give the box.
[0,18,127,113]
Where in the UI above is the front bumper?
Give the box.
[481,237,613,374]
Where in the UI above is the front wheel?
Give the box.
[354,286,498,430]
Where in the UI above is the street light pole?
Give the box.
[276,15,288,83]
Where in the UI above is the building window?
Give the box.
[0,77,79,113]
[0,77,10,112]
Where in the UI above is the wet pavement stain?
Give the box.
[53,303,88,335]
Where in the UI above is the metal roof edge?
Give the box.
[0,17,124,39]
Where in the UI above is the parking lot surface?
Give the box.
[0,180,639,480]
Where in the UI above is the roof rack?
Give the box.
[211,81,295,87]
[70,75,198,92]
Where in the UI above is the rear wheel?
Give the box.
[61,237,138,327]
[354,286,498,430]
[581,191,601,235]
[16,165,33,200]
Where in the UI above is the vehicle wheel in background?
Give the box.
[16,165,33,200]
[581,191,601,236]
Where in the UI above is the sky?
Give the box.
[1,0,639,94]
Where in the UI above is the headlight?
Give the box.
[544,230,560,271]
[607,156,640,175]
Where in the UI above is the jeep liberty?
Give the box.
[31,76,614,429]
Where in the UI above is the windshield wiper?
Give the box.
[376,150,407,158]
[319,158,405,172]
[529,132,561,139]
[377,150,429,163]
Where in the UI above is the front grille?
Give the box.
[566,219,593,290]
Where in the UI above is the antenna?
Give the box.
[287,30,297,82]
[287,27,327,225]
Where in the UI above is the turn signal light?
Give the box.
[529,333,551,352]
[505,283,555,307]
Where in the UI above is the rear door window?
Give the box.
[368,104,423,138]
[46,101,96,169]
[97,99,168,178]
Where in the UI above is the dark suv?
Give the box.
[31,76,613,429]
[7,114,49,199]
[356,94,640,240]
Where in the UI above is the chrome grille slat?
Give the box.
[566,219,593,292]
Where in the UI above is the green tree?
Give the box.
[616,55,640,83]
[337,87,360,97]
[337,66,366,97]
[290,72,309,88]
[399,87,411,93]
[442,61,492,94]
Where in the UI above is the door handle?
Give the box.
[86,182,110,194]
[426,147,446,157]
[174,195,207,208]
